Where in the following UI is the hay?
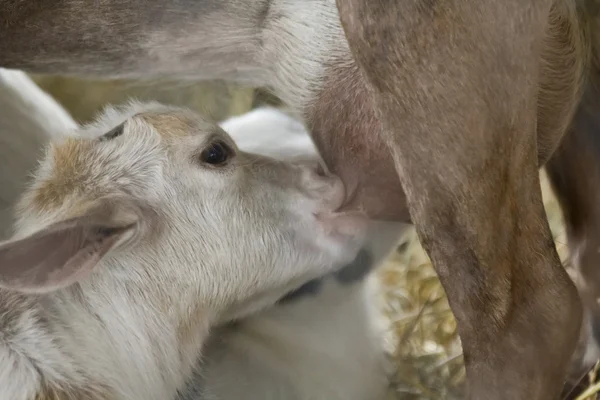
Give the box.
[376,171,577,399]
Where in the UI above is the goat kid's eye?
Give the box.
[199,141,232,166]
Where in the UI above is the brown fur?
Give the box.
[335,0,585,398]
[34,381,111,400]
[537,1,588,164]
[308,55,409,221]
[546,54,600,385]
[31,139,97,212]
[31,112,197,212]
[141,113,197,139]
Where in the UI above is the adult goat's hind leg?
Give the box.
[337,0,582,398]
[546,80,600,385]
[545,10,600,386]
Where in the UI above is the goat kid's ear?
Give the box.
[0,217,137,294]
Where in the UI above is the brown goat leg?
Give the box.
[336,0,582,398]
[547,81,600,385]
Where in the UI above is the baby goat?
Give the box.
[178,107,408,400]
[0,101,367,400]
[0,70,406,399]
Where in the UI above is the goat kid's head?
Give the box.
[0,101,367,322]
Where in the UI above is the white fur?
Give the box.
[177,108,408,400]
[137,0,348,113]
[258,0,350,110]
[0,88,366,399]
[0,72,408,400]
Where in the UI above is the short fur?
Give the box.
[0,69,407,400]
[182,107,408,400]
[0,100,367,400]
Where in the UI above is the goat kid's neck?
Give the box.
[0,280,212,400]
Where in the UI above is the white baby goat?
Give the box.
[178,108,408,400]
[0,99,367,400]
[0,70,409,400]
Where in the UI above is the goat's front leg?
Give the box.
[337,0,582,398]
